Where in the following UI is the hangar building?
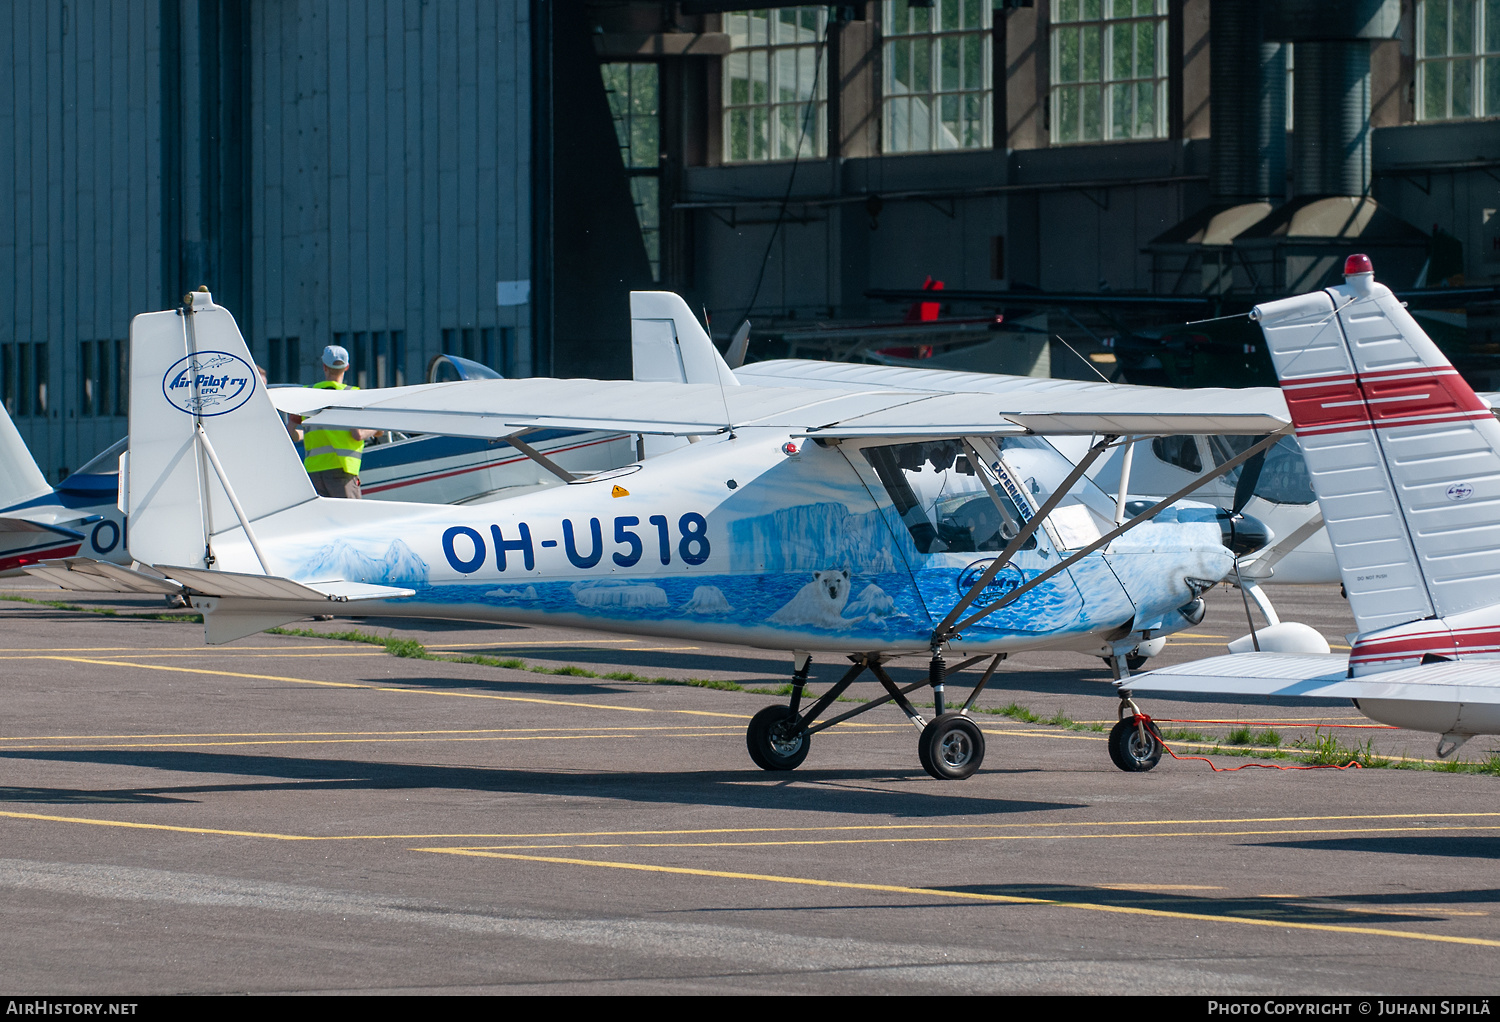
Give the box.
[1,0,1496,479]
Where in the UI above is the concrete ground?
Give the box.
[1,580,1498,995]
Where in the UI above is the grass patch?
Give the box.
[1291,729,1389,768]
[0,592,202,623]
[980,701,1106,733]
[271,626,772,694]
[995,702,1040,723]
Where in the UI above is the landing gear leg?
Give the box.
[1108,691,1163,772]
[915,647,986,780]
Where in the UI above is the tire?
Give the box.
[1126,653,1149,672]
[746,705,810,771]
[1108,717,1163,772]
[918,712,986,780]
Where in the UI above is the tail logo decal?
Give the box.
[1447,483,1475,501]
[161,351,257,416]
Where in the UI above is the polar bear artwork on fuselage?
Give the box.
[769,568,852,629]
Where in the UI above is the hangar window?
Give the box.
[78,340,120,418]
[723,7,829,162]
[1050,0,1169,144]
[1417,0,1500,121]
[333,331,408,389]
[602,62,662,280]
[1,342,48,418]
[882,0,993,153]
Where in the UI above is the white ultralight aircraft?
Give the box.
[28,290,1291,779]
[1120,254,1500,765]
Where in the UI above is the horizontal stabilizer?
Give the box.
[156,565,415,603]
[1125,652,1500,705]
[0,518,84,539]
[24,558,184,595]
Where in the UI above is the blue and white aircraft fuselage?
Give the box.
[29,290,1285,779]
[193,424,1231,658]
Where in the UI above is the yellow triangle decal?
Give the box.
[611,485,629,498]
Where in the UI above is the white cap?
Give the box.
[322,345,350,369]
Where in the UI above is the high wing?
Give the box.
[1123,653,1500,706]
[736,358,1289,435]
[271,374,1290,439]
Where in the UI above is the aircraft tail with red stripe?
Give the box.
[1252,255,1500,674]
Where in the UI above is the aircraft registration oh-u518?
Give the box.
[29,290,1290,779]
[1121,255,1500,765]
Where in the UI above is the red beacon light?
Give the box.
[1343,253,1374,277]
[782,441,801,457]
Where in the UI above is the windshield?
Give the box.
[428,354,504,383]
[1205,433,1315,505]
[75,437,127,476]
[992,436,1118,549]
[1253,435,1315,505]
[862,440,1033,554]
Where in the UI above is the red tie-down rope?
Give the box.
[1152,717,1395,730]
[1130,714,1364,772]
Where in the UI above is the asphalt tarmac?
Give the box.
[2,581,1498,995]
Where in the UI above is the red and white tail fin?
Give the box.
[1252,255,1500,637]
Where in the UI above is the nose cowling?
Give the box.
[1217,511,1271,557]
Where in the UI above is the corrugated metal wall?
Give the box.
[1,0,167,478]
[0,0,532,480]
[250,0,532,390]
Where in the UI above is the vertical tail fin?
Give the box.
[1253,260,1500,633]
[0,399,52,510]
[630,291,740,387]
[126,291,315,572]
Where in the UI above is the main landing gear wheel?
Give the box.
[918,712,986,780]
[746,705,811,771]
[1101,652,1150,672]
[1108,717,1163,772]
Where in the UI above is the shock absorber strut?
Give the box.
[929,647,946,716]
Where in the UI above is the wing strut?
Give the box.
[194,422,273,574]
[936,428,1290,643]
[505,429,579,483]
[933,434,1119,643]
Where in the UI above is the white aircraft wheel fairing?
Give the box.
[1226,622,1330,655]
[918,713,986,780]
[1108,718,1163,772]
[1352,699,1460,736]
[746,705,811,771]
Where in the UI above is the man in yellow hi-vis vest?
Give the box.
[290,345,376,498]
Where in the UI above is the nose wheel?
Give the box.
[1108,715,1163,772]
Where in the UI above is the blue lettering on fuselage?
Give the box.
[442,514,712,574]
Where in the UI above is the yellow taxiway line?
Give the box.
[416,847,1500,950]
[4,808,1499,843]
[17,655,751,720]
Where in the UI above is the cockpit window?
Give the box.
[1151,435,1202,473]
[862,440,1034,555]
